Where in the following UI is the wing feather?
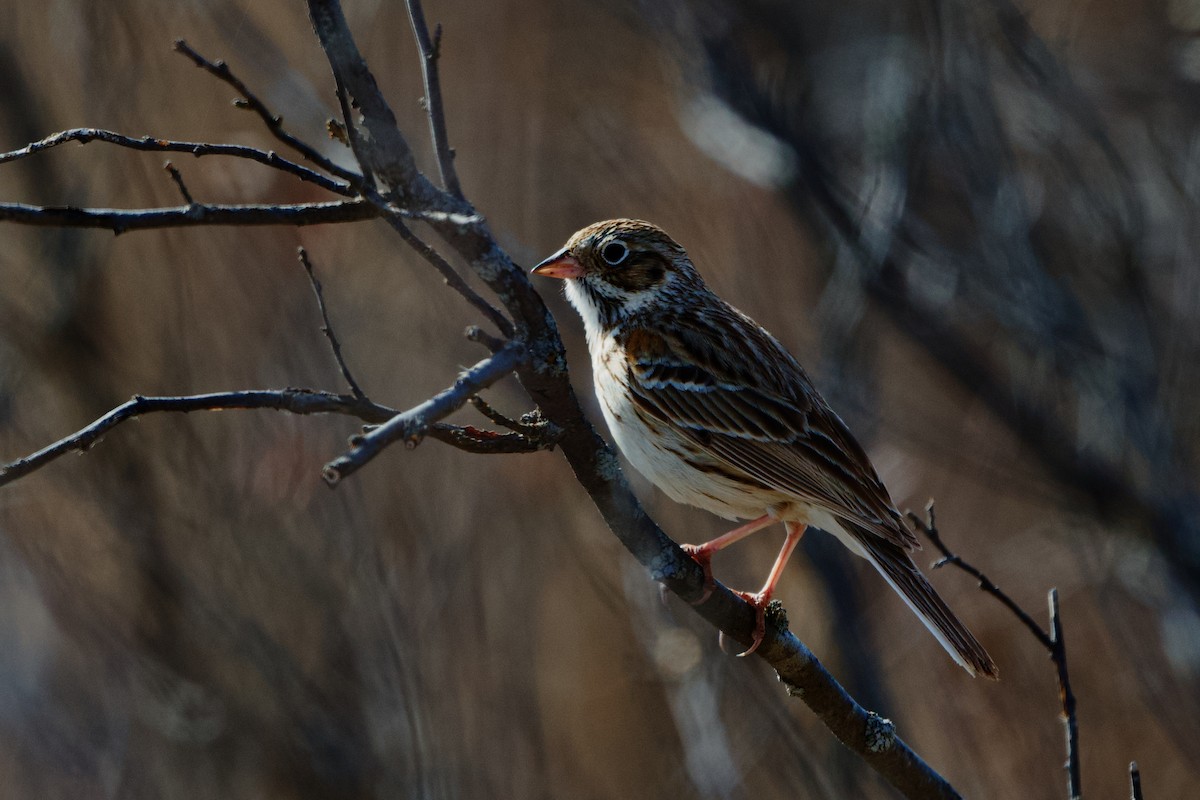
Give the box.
[621,319,919,550]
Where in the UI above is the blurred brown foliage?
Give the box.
[1,0,1198,798]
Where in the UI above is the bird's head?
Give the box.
[531,219,703,332]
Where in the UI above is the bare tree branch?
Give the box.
[298,247,367,399]
[174,38,362,186]
[162,161,196,205]
[0,389,393,488]
[427,422,553,454]
[301,4,451,208]
[464,324,508,353]
[0,127,353,195]
[1049,589,1081,800]
[909,504,1052,648]
[406,0,463,199]
[0,52,509,337]
[0,199,376,234]
[380,210,514,336]
[909,504,1082,800]
[323,340,527,484]
[468,394,527,431]
[0,390,550,488]
[465,395,561,447]
[0,197,477,235]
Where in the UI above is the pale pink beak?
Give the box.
[530,248,585,280]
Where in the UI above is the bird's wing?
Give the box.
[621,318,919,550]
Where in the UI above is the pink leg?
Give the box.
[729,522,806,657]
[681,514,777,604]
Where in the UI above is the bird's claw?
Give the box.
[680,543,716,605]
[727,589,769,657]
[681,543,771,656]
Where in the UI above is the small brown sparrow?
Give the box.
[532,219,997,677]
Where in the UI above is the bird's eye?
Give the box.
[600,240,629,266]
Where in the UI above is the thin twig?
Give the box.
[406,0,463,198]
[331,68,376,190]
[381,208,514,336]
[163,162,195,205]
[303,1,510,338]
[1129,761,1143,800]
[0,199,376,234]
[468,395,562,446]
[465,324,507,352]
[0,389,397,488]
[321,63,507,335]
[173,39,362,186]
[428,422,553,454]
[0,136,505,332]
[909,503,1082,800]
[298,247,366,399]
[908,503,1052,648]
[1049,589,1081,800]
[303,3,450,204]
[323,340,526,484]
[468,395,524,431]
[0,127,352,195]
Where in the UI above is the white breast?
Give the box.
[588,331,773,521]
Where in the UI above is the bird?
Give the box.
[531,218,997,677]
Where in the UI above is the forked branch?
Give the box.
[322,339,527,484]
[174,38,361,185]
[909,503,1083,800]
[0,390,388,488]
[0,127,353,195]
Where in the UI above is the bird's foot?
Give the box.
[680,543,717,605]
[719,589,770,657]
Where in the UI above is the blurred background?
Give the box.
[1,0,1198,797]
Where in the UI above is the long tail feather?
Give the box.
[842,523,999,679]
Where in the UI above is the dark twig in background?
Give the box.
[298,247,366,399]
[909,504,1084,800]
[1130,761,1143,800]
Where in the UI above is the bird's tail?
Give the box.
[849,525,999,679]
